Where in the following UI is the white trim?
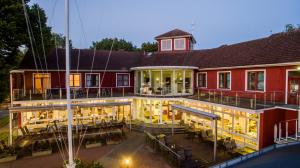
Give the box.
[161,39,172,51]
[199,62,299,71]
[70,73,81,88]
[155,35,192,40]
[32,73,51,93]
[85,73,100,88]
[130,66,198,70]
[196,72,207,88]
[217,71,231,90]
[174,38,186,50]
[11,69,130,72]
[116,73,131,87]
[245,69,266,92]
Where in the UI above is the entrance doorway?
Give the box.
[287,70,300,105]
[34,73,51,94]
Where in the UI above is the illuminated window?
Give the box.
[117,73,130,87]
[247,71,265,91]
[70,74,81,87]
[174,38,186,50]
[85,73,99,88]
[161,39,172,51]
[197,72,207,88]
[218,72,231,89]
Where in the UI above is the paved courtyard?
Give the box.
[0,131,171,168]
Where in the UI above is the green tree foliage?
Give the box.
[0,0,53,102]
[285,24,300,32]
[51,32,72,48]
[91,38,137,51]
[141,42,158,52]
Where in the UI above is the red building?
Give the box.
[9,29,300,150]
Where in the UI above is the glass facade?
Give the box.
[135,68,194,96]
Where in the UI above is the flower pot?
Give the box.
[0,155,17,163]
[85,142,102,149]
[106,140,121,145]
[32,149,52,157]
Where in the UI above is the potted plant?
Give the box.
[0,147,17,163]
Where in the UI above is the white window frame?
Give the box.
[245,69,266,92]
[174,38,186,50]
[217,71,231,90]
[196,72,207,88]
[85,73,100,88]
[161,39,172,51]
[32,73,51,92]
[116,73,131,87]
[70,73,81,88]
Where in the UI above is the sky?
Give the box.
[31,0,300,50]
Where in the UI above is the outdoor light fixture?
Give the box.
[122,157,131,168]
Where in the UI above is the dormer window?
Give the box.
[161,39,172,51]
[174,38,186,50]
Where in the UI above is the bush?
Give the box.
[65,159,104,168]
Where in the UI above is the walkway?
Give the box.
[0,131,171,168]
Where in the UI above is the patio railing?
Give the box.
[274,119,300,144]
[12,87,134,101]
[189,88,286,110]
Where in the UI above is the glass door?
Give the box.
[34,73,50,94]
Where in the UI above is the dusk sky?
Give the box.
[31,0,300,49]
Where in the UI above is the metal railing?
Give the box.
[190,88,285,110]
[12,87,134,101]
[211,141,300,168]
[274,119,300,144]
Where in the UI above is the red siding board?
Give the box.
[259,109,298,149]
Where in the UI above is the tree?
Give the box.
[51,32,72,48]
[285,24,300,32]
[0,0,53,102]
[91,38,137,51]
[141,42,158,52]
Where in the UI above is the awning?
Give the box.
[9,101,131,112]
[171,104,220,120]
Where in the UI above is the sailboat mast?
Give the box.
[65,0,74,167]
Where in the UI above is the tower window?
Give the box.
[161,39,172,51]
[174,38,186,50]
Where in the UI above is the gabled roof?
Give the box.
[18,49,143,71]
[17,30,300,72]
[155,29,196,43]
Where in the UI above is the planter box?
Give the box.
[0,155,17,163]
[85,142,102,149]
[107,140,121,145]
[32,149,52,157]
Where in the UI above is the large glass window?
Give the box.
[197,72,207,88]
[70,73,81,87]
[161,39,172,51]
[34,73,51,93]
[218,72,230,89]
[247,71,265,91]
[85,73,99,88]
[117,73,130,87]
[174,38,186,50]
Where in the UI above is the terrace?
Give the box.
[12,86,293,111]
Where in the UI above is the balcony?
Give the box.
[133,66,196,97]
[12,87,134,101]
[188,89,287,110]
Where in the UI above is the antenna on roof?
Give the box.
[191,19,195,35]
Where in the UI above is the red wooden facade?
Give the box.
[157,37,192,52]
